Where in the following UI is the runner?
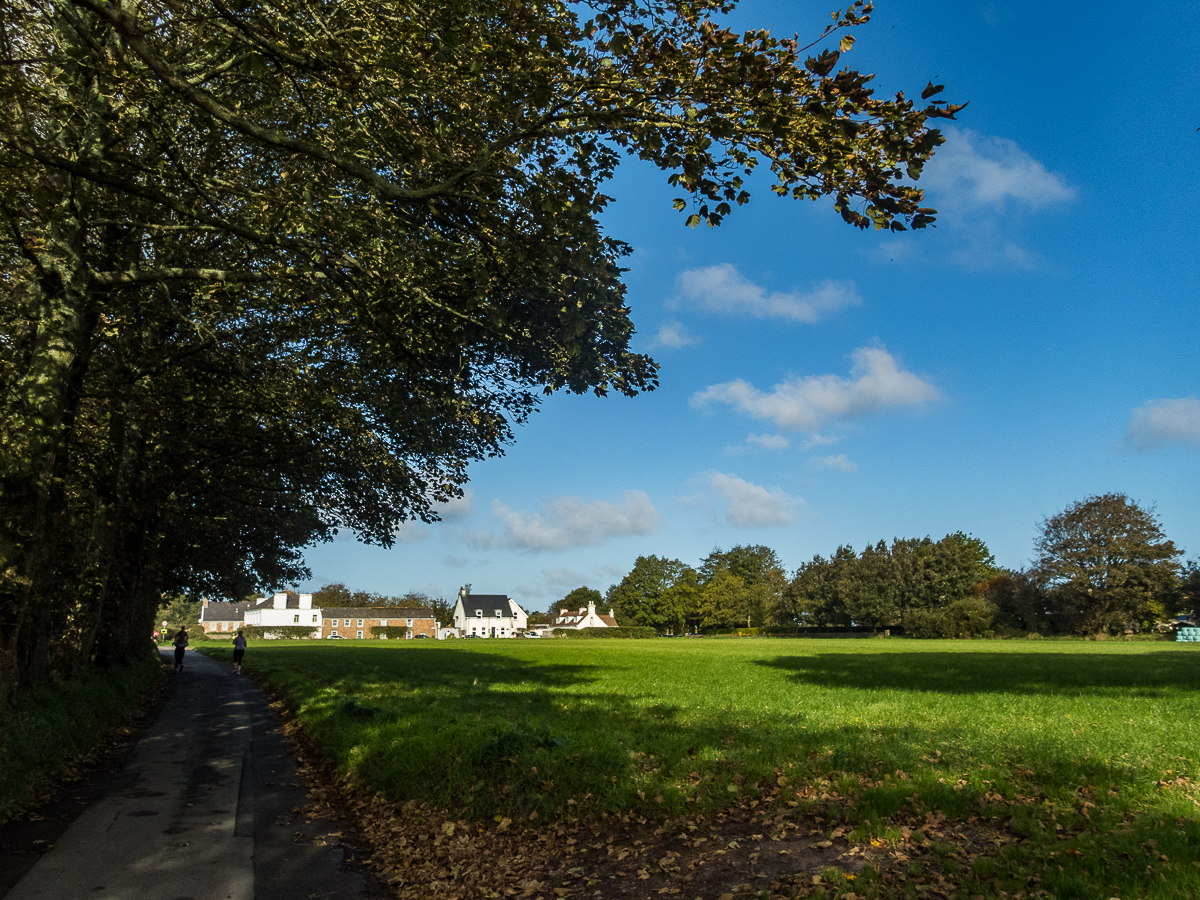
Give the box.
[172,627,189,672]
[232,629,247,675]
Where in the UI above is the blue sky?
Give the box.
[299,0,1199,609]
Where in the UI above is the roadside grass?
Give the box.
[201,638,1200,898]
[0,655,163,821]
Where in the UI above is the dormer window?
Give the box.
[494,610,502,617]
[476,610,482,618]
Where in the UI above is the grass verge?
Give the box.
[0,654,163,822]
[200,638,1200,899]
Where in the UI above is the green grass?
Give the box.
[201,637,1200,898]
[0,656,163,821]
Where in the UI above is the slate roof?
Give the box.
[199,602,253,623]
[461,594,514,618]
[248,591,306,610]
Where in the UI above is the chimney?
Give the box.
[202,598,210,608]
[273,592,287,610]
[587,599,596,615]
[299,593,313,609]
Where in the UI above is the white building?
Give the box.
[243,591,322,636]
[549,599,618,630]
[452,590,527,638]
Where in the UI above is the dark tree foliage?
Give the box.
[698,545,785,629]
[1180,560,1200,618]
[1032,494,1181,634]
[784,533,998,630]
[0,0,960,689]
[606,556,694,632]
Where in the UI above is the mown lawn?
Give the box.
[201,637,1200,898]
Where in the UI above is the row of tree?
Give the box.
[561,495,1194,637]
[0,0,958,692]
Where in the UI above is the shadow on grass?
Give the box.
[217,642,1200,900]
[755,650,1200,697]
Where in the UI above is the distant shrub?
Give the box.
[903,597,999,639]
[555,626,656,639]
[372,626,414,639]
[242,625,318,640]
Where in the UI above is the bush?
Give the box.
[554,626,657,639]
[902,597,999,639]
[372,626,422,639]
[0,658,161,821]
[241,625,319,640]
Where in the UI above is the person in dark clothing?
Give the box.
[232,630,247,675]
[173,628,189,672]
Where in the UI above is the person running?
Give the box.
[172,627,189,672]
[232,630,247,675]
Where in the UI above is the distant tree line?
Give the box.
[561,494,1192,638]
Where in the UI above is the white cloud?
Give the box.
[1125,397,1200,450]
[809,453,857,472]
[802,433,843,448]
[706,472,800,527]
[433,489,475,521]
[468,490,660,551]
[393,521,430,542]
[922,127,1075,214]
[674,264,860,323]
[648,319,700,349]
[690,343,940,433]
[747,433,790,450]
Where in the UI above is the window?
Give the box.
[357,619,364,627]
[476,610,482,618]
[406,618,413,627]
[494,610,502,617]
[293,614,299,623]
[380,619,388,627]
[312,614,318,623]
[331,630,338,637]
[344,618,350,627]
[356,630,363,639]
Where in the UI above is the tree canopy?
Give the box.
[1032,494,1181,633]
[0,0,961,690]
[551,587,604,618]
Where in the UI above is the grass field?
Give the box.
[201,637,1200,898]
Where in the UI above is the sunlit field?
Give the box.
[201,637,1200,898]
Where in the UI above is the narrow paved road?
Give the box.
[4,649,386,900]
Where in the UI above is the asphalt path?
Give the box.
[3,649,387,900]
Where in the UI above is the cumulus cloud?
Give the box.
[922,127,1075,214]
[690,344,939,433]
[809,453,857,472]
[648,319,700,349]
[468,490,659,551]
[393,521,430,542]
[706,472,800,527]
[1125,397,1200,450]
[674,264,860,323]
[433,489,475,521]
[746,433,790,450]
